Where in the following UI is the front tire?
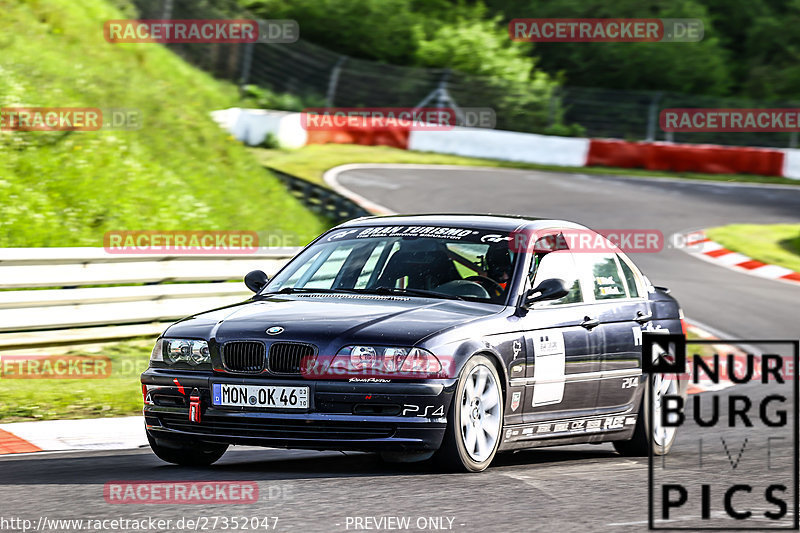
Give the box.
[147,431,228,466]
[614,372,680,456]
[434,355,503,472]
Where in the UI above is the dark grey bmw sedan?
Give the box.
[142,214,686,472]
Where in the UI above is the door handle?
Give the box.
[581,316,600,330]
[634,311,653,324]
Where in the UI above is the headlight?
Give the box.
[331,346,442,377]
[151,339,211,366]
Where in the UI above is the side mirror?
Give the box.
[244,270,269,293]
[524,278,568,307]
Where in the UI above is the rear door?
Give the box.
[573,252,648,412]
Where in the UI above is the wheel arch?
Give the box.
[469,348,508,403]
[429,338,510,400]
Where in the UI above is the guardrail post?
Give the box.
[325,55,347,108]
[239,41,254,89]
[161,0,174,20]
[646,92,662,142]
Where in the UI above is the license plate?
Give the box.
[212,383,309,409]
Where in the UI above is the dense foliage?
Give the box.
[243,0,799,102]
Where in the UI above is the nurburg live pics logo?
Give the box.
[644,332,799,530]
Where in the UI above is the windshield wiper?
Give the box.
[363,286,464,301]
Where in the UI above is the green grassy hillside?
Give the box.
[0,0,326,247]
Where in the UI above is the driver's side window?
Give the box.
[529,251,583,305]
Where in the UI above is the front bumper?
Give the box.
[141,368,455,452]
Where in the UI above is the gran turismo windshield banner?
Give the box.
[323,226,515,244]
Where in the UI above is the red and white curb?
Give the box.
[683,322,748,396]
[679,230,800,286]
[0,416,145,456]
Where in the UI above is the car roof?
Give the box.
[335,213,589,232]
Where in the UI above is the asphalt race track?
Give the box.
[2,167,798,532]
[334,166,800,342]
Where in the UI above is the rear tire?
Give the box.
[613,373,680,457]
[147,431,228,466]
[434,355,503,472]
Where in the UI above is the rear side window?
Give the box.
[618,256,641,298]
[579,253,627,300]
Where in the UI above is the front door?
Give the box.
[519,248,602,423]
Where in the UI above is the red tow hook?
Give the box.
[189,388,202,423]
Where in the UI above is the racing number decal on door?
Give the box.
[532,329,566,407]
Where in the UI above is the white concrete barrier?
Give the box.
[211,108,307,148]
[408,127,591,167]
[782,148,800,180]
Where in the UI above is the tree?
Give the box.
[485,0,733,96]
[241,0,421,64]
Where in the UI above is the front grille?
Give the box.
[222,341,265,373]
[158,413,394,440]
[268,342,315,375]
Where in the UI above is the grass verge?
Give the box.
[0,339,151,422]
[686,329,720,360]
[252,144,800,188]
[705,224,800,273]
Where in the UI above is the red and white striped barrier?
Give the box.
[212,108,800,179]
[586,139,785,176]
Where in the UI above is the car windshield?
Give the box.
[263,225,519,304]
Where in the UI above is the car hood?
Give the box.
[164,293,502,349]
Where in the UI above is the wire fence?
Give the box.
[132,0,800,148]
